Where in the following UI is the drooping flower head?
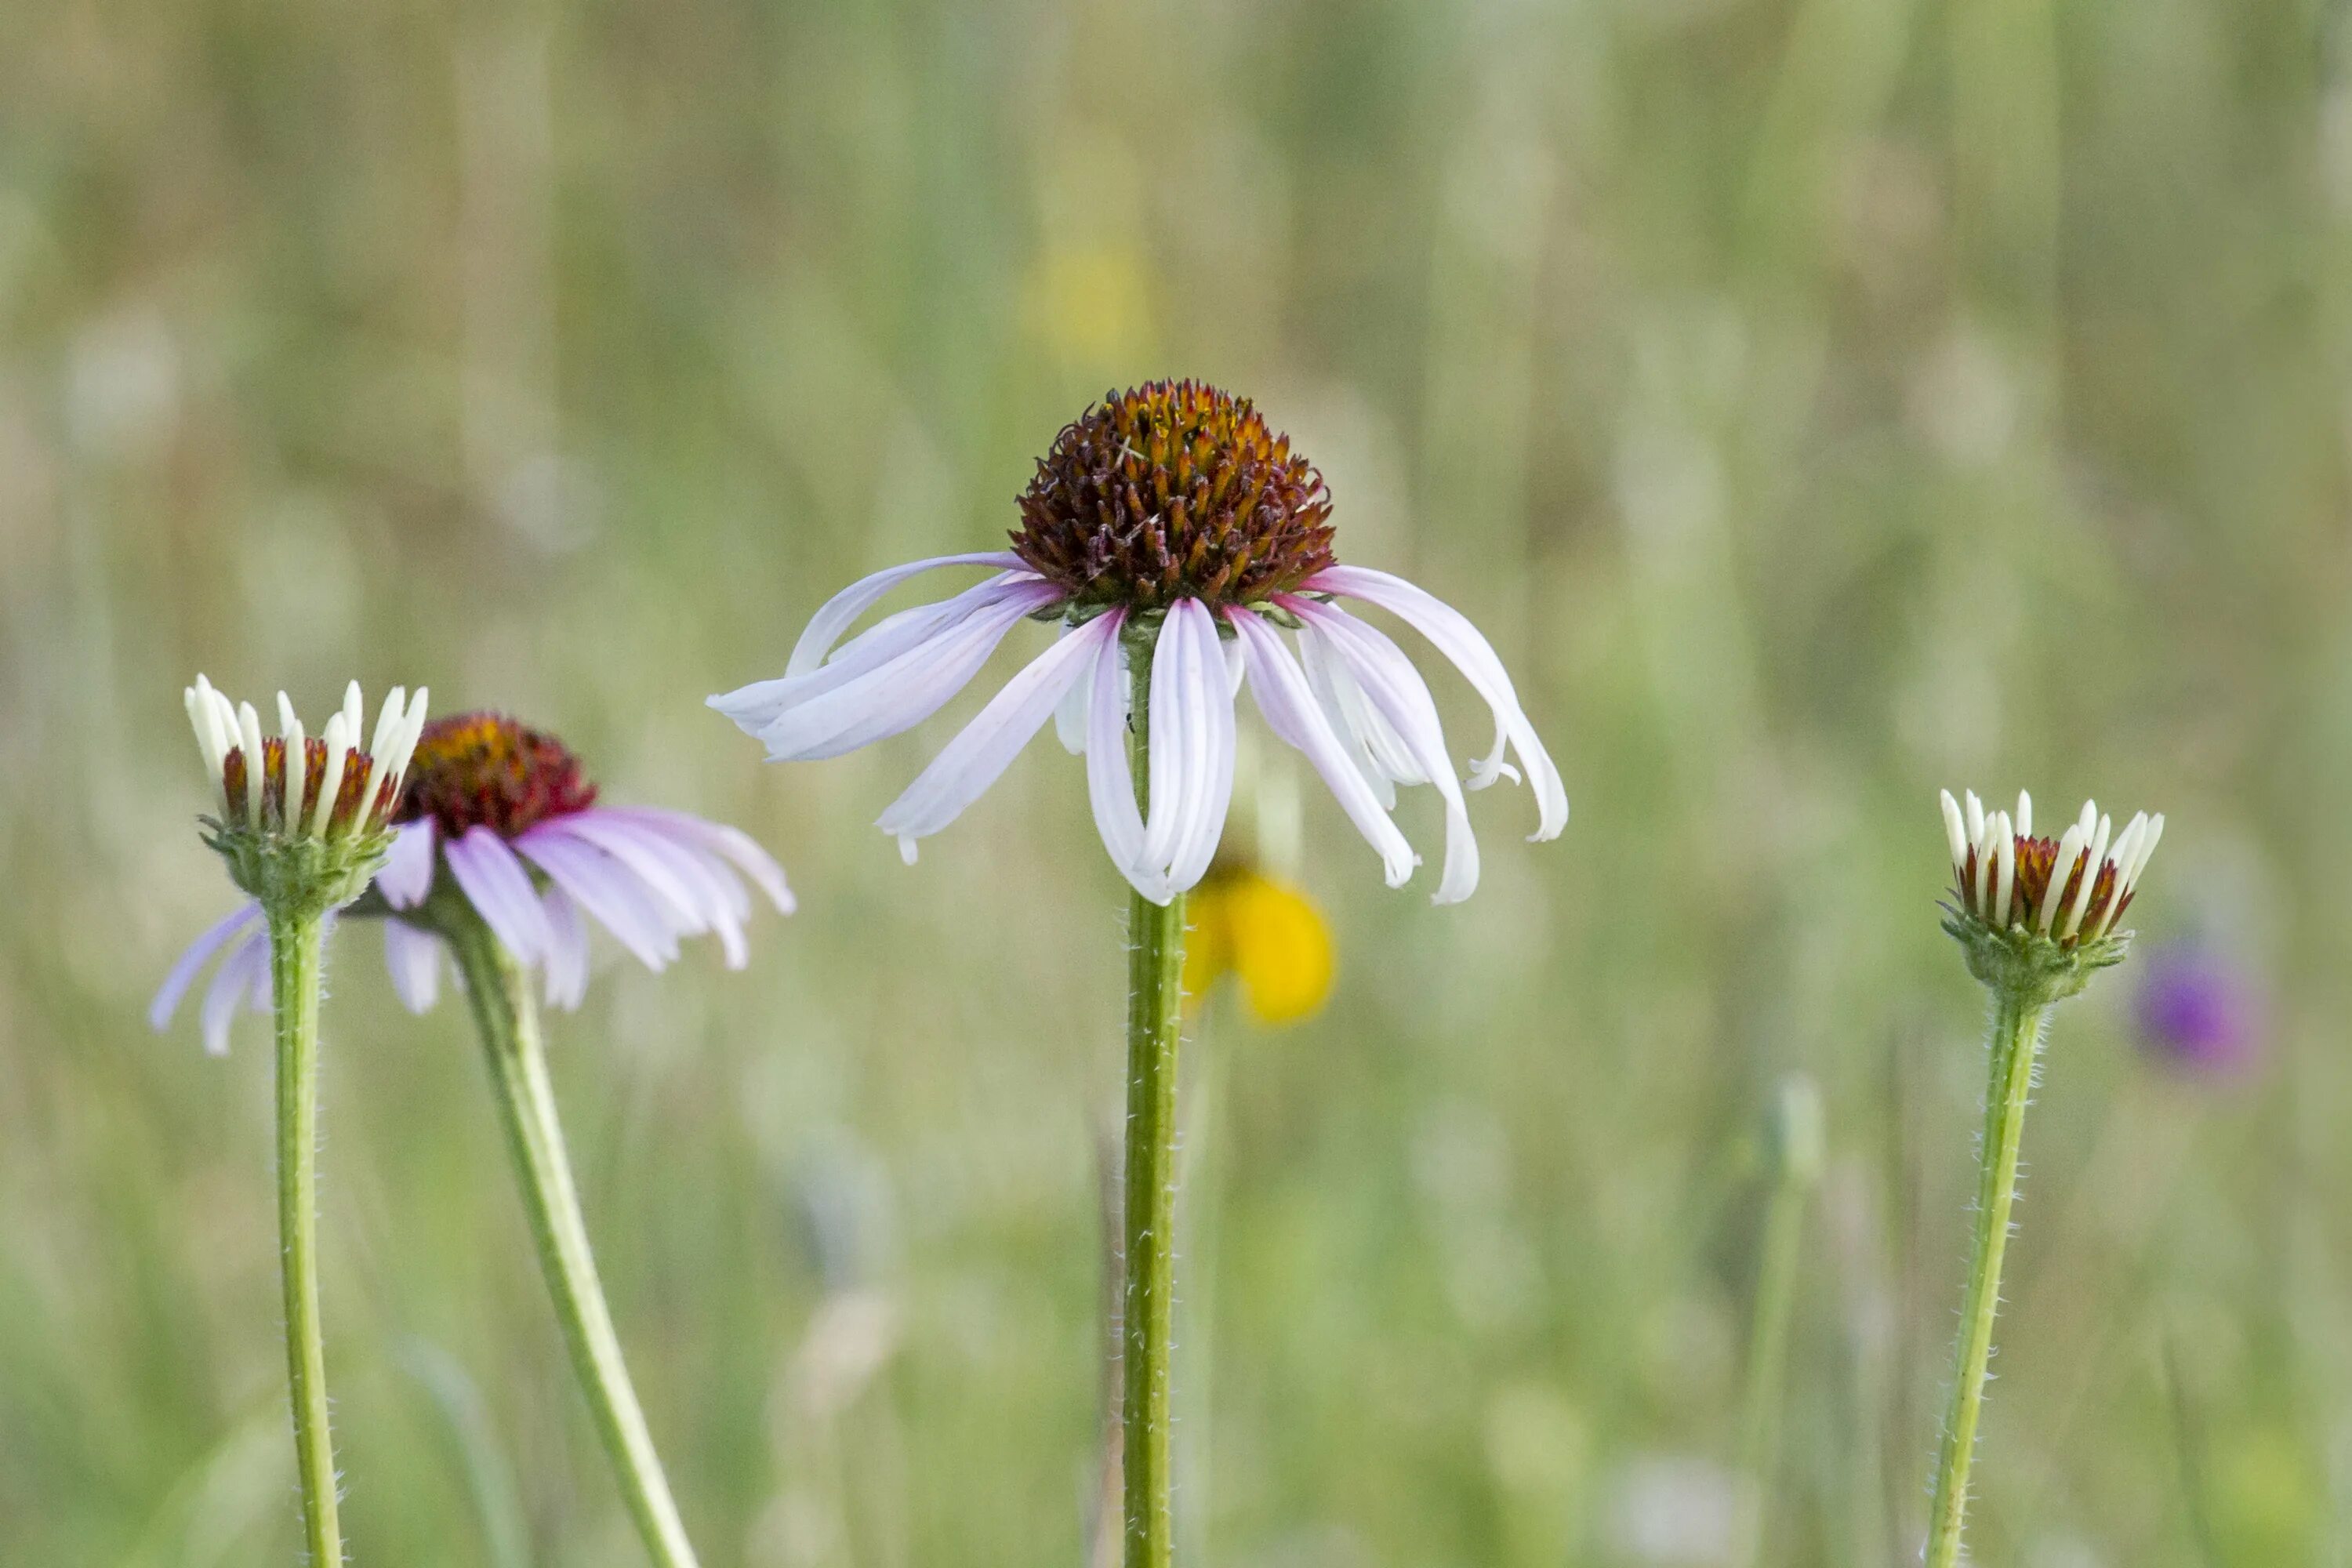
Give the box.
[710,379,1567,905]
[1938,788,2163,1000]
[183,674,429,909]
[154,708,791,1052]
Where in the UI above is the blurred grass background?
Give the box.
[3,0,2350,1563]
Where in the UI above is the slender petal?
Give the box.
[1298,607,1424,804]
[1154,603,1236,895]
[150,902,263,1030]
[746,581,1062,762]
[1291,599,1479,903]
[514,829,681,970]
[781,550,1033,677]
[532,815,711,940]
[1082,611,1164,902]
[1140,601,1218,873]
[597,806,794,915]
[876,612,1116,856]
[202,928,270,1058]
[1305,565,1567,837]
[713,573,1041,731]
[377,818,437,909]
[444,826,555,965]
[541,887,591,1009]
[383,919,443,1014]
[1054,620,1098,754]
[1229,610,1417,889]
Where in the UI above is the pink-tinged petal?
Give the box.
[530,815,706,934]
[201,930,270,1058]
[568,816,750,967]
[1054,621,1095,754]
[1305,565,1567,839]
[383,919,442,1014]
[444,826,554,964]
[1082,611,1166,902]
[151,902,263,1031]
[782,551,1032,677]
[598,807,793,915]
[376,818,437,909]
[542,888,590,1009]
[749,580,1062,762]
[712,574,1040,732]
[1230,611,1417,889]
[514,829,680,971]
[1290,599,1479,903]
[873,612,1115,855]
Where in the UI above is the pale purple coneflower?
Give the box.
[708,381,1566,906]
[710,381,1568,1566]
[154,710,792,1053]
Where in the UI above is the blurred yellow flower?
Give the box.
[1022,244,1153,365]
[1183,866,1334,1025]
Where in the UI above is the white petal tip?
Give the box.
[896,835,919,866]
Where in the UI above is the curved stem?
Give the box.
[267,907,344,1566]
[1924,992,2046,1568]
[1123,642,1186,1568]
[445,920,702,1568]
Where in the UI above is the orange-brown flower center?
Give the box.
[1011,380,1337,609]
[394,713,597,839]
[1961,832,2129,942]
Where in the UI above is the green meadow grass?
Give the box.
[4,1,2349,1562]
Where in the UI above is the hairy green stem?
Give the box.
[267,908,344,1566]
[1924,991,2045,1568]
[1122,640,1186,1568]
[446,920,701,1568]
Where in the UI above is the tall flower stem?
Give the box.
[1123,640,1187,1568]
[1925,990,2046,1568]
[444,916,702,1568]
[267,907,345,1566]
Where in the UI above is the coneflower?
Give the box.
[159,676,426,1566]
[711,382,1566,1566]
[1922,788,2163,1568]
[158,710,789,1568]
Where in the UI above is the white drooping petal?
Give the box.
[742,581,1062,762]
[1054,620,1099,754]
[1145,601,1236,897]
[1298,617,1419,808]
[782,551,1033,677]
[383,919,443,1014]
[541,888,591,1009]
[1293,600,1479,903]
[532,815,708,938]
[713,574,1039,731]
[874,612,1116,857]
[151,902,263,1032]
[1230,610,1417,889]
[1304,565,1567,839]
[1141,601,1212,872]
[1081,611,1164,902]
[443,826,554,965]
[376,818,437,909]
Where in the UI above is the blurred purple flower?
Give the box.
[2133,946,2262,1074]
